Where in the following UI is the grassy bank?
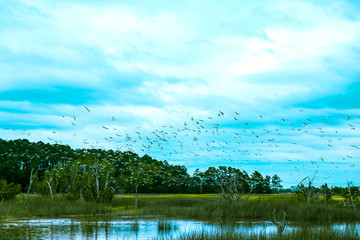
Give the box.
[176,228,360,240]
[0,193,359,222]
[0,194,110,218]
[111,193,360,222]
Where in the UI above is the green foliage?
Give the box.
[0,139,201,195]
[196,166,279,199]
[5,138,358,202]
[101,188,114,203]
[0,195,108,217]
[320,183,335,204]
[271,174,283,193]
[82,187,95,202]
[0,180,21,201]
[36,182,50,196]
[250,171,271,193]
[64,193,78,201]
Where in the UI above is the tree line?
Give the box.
[0,138,287,201]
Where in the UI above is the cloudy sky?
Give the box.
[1,0,360,187]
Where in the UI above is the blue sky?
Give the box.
[1,0,360,187]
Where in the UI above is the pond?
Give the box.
[0,216,359,239]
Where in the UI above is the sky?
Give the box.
[1,0,360,187]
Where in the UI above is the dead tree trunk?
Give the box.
[46,177,54,200]
[347,181,357,209]
[27,167,40,199]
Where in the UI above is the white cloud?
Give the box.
[1,0,360,186]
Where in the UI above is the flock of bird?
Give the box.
[2,105,359,184]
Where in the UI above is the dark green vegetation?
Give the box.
[0,138,284,201]
[1,193,359,221]
[177,229,360,240]
[0,138,360,224]
[0,195,109,218]
[118,195,360,222]
[0,180,21,203]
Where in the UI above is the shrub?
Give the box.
[0,180,21,201]
[82,187,94,202]
[64,193,78,201]
[101,188,114,203]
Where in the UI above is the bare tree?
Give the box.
[320,183,334,204]
[346,181,357,209]
[26,167,41,199]
[44,170,54,199]
[297,174,317,203]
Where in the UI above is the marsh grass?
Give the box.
[121,194,219,199]
[157,219,178,232]
[0,195,109,218]
[177,228,360,240]
[111,194,360,221]
[1,193,360,221]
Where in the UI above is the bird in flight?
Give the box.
[85,106,90,112]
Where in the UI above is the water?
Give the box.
[0,216,359,239]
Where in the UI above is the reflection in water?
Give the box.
[157,219,178,233]
[0,217,359,240]
[131,219,139,232]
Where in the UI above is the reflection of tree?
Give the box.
[271,202,287,238]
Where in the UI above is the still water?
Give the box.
[0,216,359,240]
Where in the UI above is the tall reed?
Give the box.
[119,195,360,221]
[176,228,360,240]
[0,195,109,218]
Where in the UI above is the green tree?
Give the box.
[250,171,271,193]
[0,180,21,204]
[320,183,335,204]
[271,174,283,193]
